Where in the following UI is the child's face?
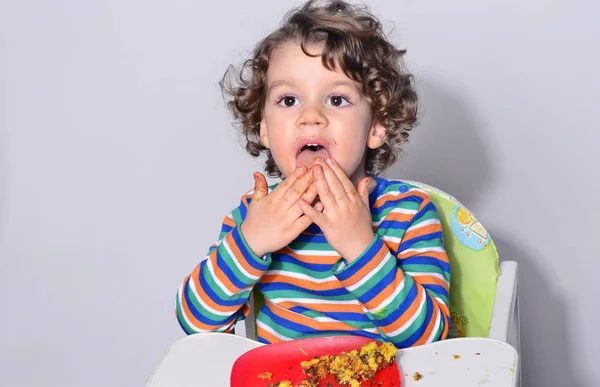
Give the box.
[259,43,386,186]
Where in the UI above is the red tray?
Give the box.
[230,336,401,387]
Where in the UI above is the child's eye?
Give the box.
[277,96,300,107]
[327,95,350,107]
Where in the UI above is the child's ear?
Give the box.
[259,118,270,149]
[366,120,386,149]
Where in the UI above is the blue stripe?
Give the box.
[230,227,269,271]
[419,200,437,213]
[399,256,450,273]
[183,277,241,325]
[261,282,350,297]
[261,307,379,339]
[221,224,234,234]
[356,263,397,304]
[371,195,424,216]
[377,281,419,327]
[198,261,246,307]
[238,200,248,220]
[398,231,444,251]
[422,284,449,300]
[272,254,334,272]
[377,219,410,230]
[289,306,371,323]
[215,254,250,289]
[295,233,328,243]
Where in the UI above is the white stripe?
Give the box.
[265,270,336,283]
[188,276,233,317]
[405,272,448,281]
[177,284,202,332]
[381,235,402,245]
[425,307,442,344]
[205,259,236,297]
[368,277,406,313]
[387,287,427,337]
[405,218,440,232]
[345,251,393,292]
[286,247,340,256]
[257,320,292,341]
[269,298,359,305]
[398,246,446,255]
[223,239,261,281]
[177,283,218,332]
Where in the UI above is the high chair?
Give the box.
[236,180,521,385]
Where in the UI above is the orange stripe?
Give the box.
[397,250,448,262]
[223,216,236,228]
[266,300,357,331]
[258,326,283,344]
[381,211,417,223]
[403,224,442,242]
[412,275,449,290]
[261,274,341,291]
[373,191,429,208]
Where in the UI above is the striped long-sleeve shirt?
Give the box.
[176,176,451,348]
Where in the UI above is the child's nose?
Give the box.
[296,104,328,128]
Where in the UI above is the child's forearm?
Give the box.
[176,225,270,334]
[333,236,450,347]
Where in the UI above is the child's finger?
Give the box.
[314,201,324,212]
[297,198,325,227]
[272,165,307,200]
[312,164,338,209]
[290,184,318,218]
[301,184,318,205]
[252,172,268,202]
[282,167,314,209]
[358,177,370,206]
[325,157,356,196]
[314,158,346,201]
[291,213,314,234]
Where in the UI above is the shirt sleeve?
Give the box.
[332,191,451,348]
[175,193,271,334]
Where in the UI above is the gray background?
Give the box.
[1,1,598,386]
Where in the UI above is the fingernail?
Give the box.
[326,158,333,166]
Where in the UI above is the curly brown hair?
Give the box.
[220,0,418,178]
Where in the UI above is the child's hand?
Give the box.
[298,158,375,263]
[240,166,318,258]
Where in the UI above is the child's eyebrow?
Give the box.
[268,79,359,93]
[268,79,294,92]
[329,80,358,89]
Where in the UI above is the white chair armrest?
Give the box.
[238,292,257,340]
[488,261,518,342]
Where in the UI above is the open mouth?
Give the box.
[299,144,325,153]
[296,140,331,168]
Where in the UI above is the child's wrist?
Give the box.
[239,222,267,258]
[340,231,376,263]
